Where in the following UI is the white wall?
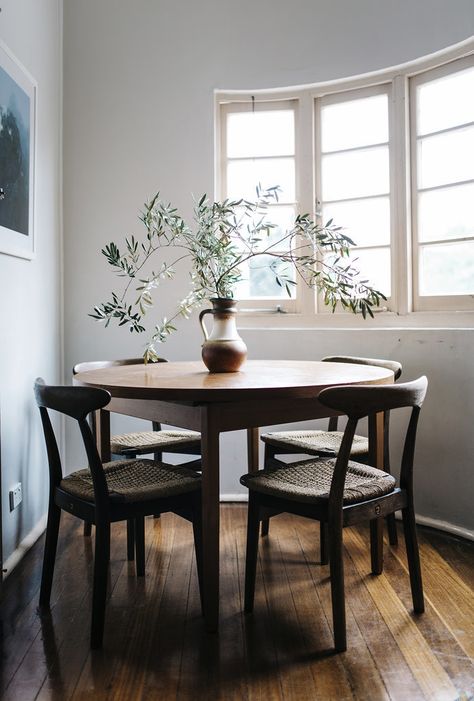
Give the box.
[0,1,62,565]
[63,1,474,534]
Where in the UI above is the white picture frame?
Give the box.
[0,40,36,260]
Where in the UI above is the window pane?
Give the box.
[322,146,389,201]
[417,126,474,189]
[321,94,389,152]
[227,109,295,158]
[417,66,474,136]
[255,205,296,250]
[349,248,391,298]
[227,157,295,202]
[234,204,296,251]
[235,254,296,299]
[322,197,390,248]
[418,183,474,242]
[325,247,390,298]
[419,241,474,295]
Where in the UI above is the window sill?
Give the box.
[237,309,474,331]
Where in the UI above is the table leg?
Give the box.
[247,427,259,473]
[368,412,385,571]
[368,412,384,470]
[96,409,111,463]
[200,405,220,633]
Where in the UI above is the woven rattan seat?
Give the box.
[61,459,201,503]
[261,430,368,456]
[110,430,201,456]
[241,458,396,505]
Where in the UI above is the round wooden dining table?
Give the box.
[74,359,394,632]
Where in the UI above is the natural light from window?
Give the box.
[413,64,474,298]
[218,50,474,314]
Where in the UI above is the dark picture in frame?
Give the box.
[0,40,36,260]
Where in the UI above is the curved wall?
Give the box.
[63,1,474,535]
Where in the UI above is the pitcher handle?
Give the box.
[199,308,213,341]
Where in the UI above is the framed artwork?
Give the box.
[0,40,36,260]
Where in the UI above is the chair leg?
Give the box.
[370,518,384,575]
[135,517,145,577]
[320,521,329,565]
[244,493,261,613]
[91,521,110,649]
[328,520,346,652]
[260,445,274,537]
[39,502,61,608]
[402,505,424,613]
[127,518,135,561]
[83,521,92,537]
[153,453,162,518]
[386,513,398,545]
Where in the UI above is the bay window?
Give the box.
[217,48,474,318]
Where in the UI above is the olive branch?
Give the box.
[91,186,386,361]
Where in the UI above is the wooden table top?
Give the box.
[73,359,394,402]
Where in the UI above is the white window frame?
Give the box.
[314,83,396,314]
[410,54,474,312]
[218,98,300,313]
[215,37,474,327]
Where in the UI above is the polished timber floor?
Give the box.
[1,505,473,701]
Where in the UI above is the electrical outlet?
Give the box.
[9,483,22,511]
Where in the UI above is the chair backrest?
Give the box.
[318,376,428,506]
[322,355,402,381]
[318,377,427,418]
[34,378,112,507]
[73,357,167,375]
[35,378,111,419]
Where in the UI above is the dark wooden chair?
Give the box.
[241,376,427,652]
[34,378,203,649]
[73,358,202,555]
[260,355,402,548]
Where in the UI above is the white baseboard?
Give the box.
[412,513,474,542]
[221,493,248,502]
[2,514,48,579]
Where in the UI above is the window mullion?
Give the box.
[392,73,411,315]
[297,91,316,315]
[313,95,324,314]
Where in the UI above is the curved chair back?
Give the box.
[34,378,112,507]
[35,378,111,419]
[318,376,427,418]
[319,376,428,504]
[322,355,402,381]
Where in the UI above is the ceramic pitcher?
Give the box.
[199,298,247,372]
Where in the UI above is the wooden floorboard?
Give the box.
[1,506,473,701]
